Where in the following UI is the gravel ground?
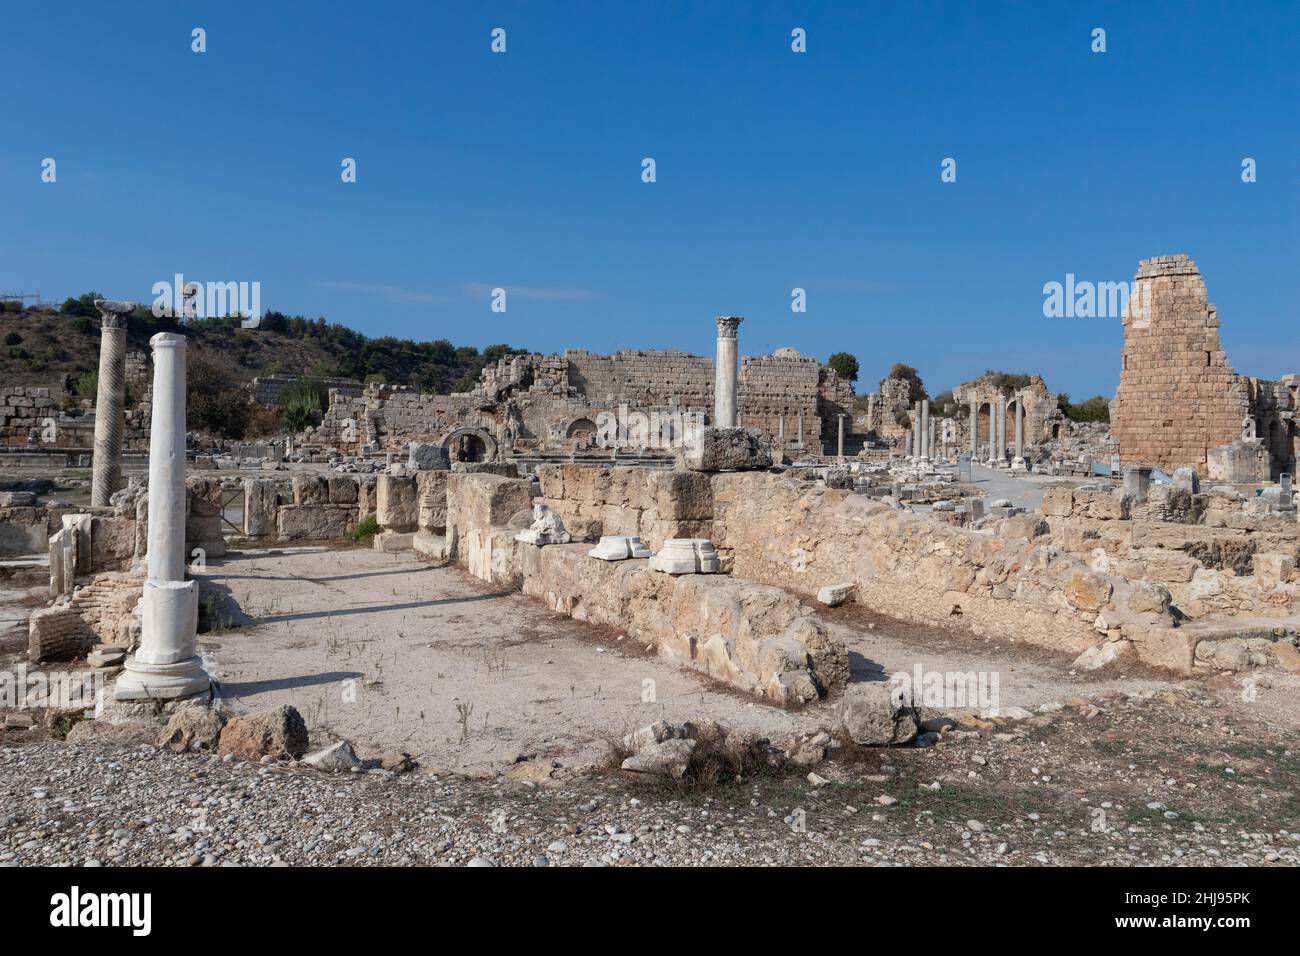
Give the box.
[2,682,1297,867]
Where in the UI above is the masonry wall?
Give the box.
[1113,255,1253,476]
[709,471,1198,672]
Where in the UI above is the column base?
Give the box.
[1011,457,1027,472]
[113,656,211,701]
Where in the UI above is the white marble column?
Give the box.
[91,300,132,507]
[713,316,742,428]
[920,400,931,460]
[1012,396,1026,470]
[969,401,977,457]
[837,414,846,460]
[115,332,210,701]
[997,398,1007,462]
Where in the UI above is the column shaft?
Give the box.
[91,310,129,507]
[713,316,742,428]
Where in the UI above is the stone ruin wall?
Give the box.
[707,471,1198,673]
[1113,254,1298,479]
[313,346,853,456]
[1,385,151,452]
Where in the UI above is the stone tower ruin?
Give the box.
[1113,254,1298,480]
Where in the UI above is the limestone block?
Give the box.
[408,441,450,471]
[838,682,919,745]
[292,474,328,505]
[816,582,857,606]
[680,427,772,472]
[356,475,378,517]
[647,470,714,520]
[1040,486,1075,517]
[376,474,418,532]
[90,517,136,571]
[1252,553,1295,588]
[243,478,278,536]
[276,505,357,540]
[327,475,359,505]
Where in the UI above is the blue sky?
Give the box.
[3,1,1296,399]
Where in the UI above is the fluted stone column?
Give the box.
[115,332,210,701]
[91,300,133,507]
[713,316,742,428]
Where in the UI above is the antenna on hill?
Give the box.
[0,289,43,307]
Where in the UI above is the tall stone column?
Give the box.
[969,401,977,457]
[91,300,133,507]
[115,333,210,701]
[997,398,1008,461]
[1013,397,1026,470]
[796,412,803,446]
[837,414,846,460]
[920,400,930,460]
[713,316,742,428]
[911,403,921,457]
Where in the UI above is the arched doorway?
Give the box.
[565,418,597,440]
[442,427,497,463]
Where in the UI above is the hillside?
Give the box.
[0,295,521,395]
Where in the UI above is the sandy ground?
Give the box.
[198,547,824,772]
[199,545,1200,775]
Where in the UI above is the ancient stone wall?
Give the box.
[709,471,1197,672]
[535,464,713,550]
[313,346,853,457]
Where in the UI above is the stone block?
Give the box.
[680,427,772,472]
[327,475,358,505]
[408,441,450,471]
[276,505,356,540]
[376,474,418,532]
[292,474,328,505]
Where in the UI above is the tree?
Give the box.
[883,363,927,402]
[827,352,859,384]
[59,292,102,319]
[1059,394,1110,423]
[187,357,251,438]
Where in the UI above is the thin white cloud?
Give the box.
[316,281,449,304]
[462,282,597,302]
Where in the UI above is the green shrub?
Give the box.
[350,513,381,543]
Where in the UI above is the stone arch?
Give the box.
[565,417,598,440]
[442,426,497,463]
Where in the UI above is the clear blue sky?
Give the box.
[3,1,1296,400]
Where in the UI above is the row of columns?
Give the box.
[966,396,1026,466]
